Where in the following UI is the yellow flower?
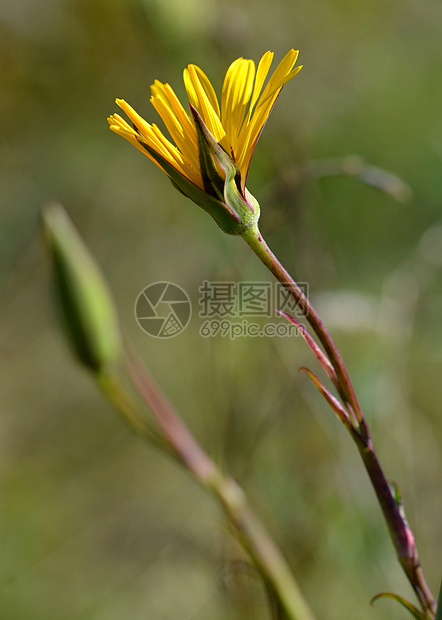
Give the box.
[108,50,301,234]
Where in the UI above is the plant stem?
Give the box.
[242,226,363,427]
[242,225,436,617]
[97,366,170,453]
[210,474,316,620]
[352,431,436,617]
[101,356,317,620]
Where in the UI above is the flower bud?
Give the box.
[42,203,120,372]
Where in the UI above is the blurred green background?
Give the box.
[1,0,441,618]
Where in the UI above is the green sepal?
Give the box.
[190,105,260,233]
[137,137,243,235]
[42,203,121,372]
[190,109,226,201]
[136,108,260,236]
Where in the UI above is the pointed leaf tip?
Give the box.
[300,367,350,427]
[277,310,338,386]
[190,105,261,233]
[370,592,426,620]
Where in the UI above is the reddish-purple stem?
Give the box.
[243,226,436,617]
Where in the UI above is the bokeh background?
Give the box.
[1,0,441,618]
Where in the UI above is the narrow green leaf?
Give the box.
[371,592,426,620]
[436,581,442,620]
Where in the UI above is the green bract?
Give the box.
[138,107,260,236]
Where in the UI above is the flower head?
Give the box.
[108,50,301,234]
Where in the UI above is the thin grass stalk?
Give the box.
[98,354,316,620]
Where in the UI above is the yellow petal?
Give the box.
[233,51,274,170]
[150,81,200,174]
[110,50,301,195]
[236,50,301,178]
[248,51,274,119]
[110,103,201,187]
[115,99,153,138]
[221,58,255,157]
[183,64,225,142]
[108,113,170,173]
